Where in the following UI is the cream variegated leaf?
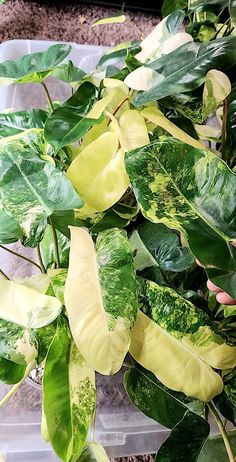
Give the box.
[202,69,231,119]
[64,227,138,375]
[118,110,150,151]
[0,279,61,328]
[43,315,96,462]
[0,318,37,365]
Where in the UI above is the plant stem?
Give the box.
[220,98,228,157]
[91,407,96,443]
[49,216,60,269]
[0,269,9,280]
[208,402,235,462]
[0,363,35,408]
[0,244,43,273]
[37,245,46,273]
[41,81,54,113]
[112,97,129,118]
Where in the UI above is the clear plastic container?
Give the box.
[0,39,167,461]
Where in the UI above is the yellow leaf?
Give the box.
[66,131,129,212]
[130,310,223,402]
[141,106,206,150]
[119,109,150,151]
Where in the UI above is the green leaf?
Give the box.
[43,315,96,462]
[44,110,103,153]
[50,60,86,83]
[65,227,138,375]
[0,357,26,384]
[0,44,71,86]
[96,41,141,69]
[50,210,75,239]
[0,318,37,365]
[0,278,61,328]
[125,138,236,298]
[34,319,57,366]
[230,0,236,26]
[133,36,236,106]
[162,0,188,16]
[41,225,70,270]
[0,207,23,244]
[188,0,228,12]
[130,220,194,274]
[155,411,209,462]
[77,443,109,461]
[124,366,204,428]
[224,82,236,166]
[125,366,209,462]
[0,109,47,138]
[64,81,98,111]
[92,14,126,27]
[214,389,236,425]
[48,268,67,305]
[66,132,129,213]
[0,129,83,246]
[198,432,236,461]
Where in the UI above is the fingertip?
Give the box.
[216,292,236,305]
[207,280,221,293]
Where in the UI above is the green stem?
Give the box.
[220,98,228,157]
[0,269,9,280]
[49,216,60,269]
[208,402,235,462]
[91,407,96,443]
[0,244,42,273]
[0,363,35,408]
[37,245,46,273]
[41,81,54,113]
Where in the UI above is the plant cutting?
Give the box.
[1,0,236,461]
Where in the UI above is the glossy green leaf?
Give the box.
[0,129,83,246]
[41,225,70,269]
[0,318,37,365]
[92,14,126,26]
[124,366,210,462]
[133,36,236,106]
[64,81,98,112]
[162,0,188,16]
[0,109,47,138]
[43,315,96,462]
[50,210,75,239]
[124,366,204,429]
[66,132,129,213]
[155,411,209,462]
[77,443,109,461]
[214,389,236,425]
[0,278,61,328]
[0,357,26,384]
[65,227,138,375]
[96,41,141,69]
[35,319,57,366]
[0,44,71,86]
[44,109,103,153]
[125,138,236,298]
[198,432,236,462]
[130,220,194,273]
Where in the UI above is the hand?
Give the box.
[207,280,236,305]
[196,241,236,305]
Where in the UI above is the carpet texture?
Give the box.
[0,1,158,460]
[0,0,159,45]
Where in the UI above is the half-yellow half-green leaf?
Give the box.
[64,226,138,375]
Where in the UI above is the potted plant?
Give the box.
[0,0,236,460]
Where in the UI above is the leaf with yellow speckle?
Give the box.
[125,138,236,298]
[64,227,138,375]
